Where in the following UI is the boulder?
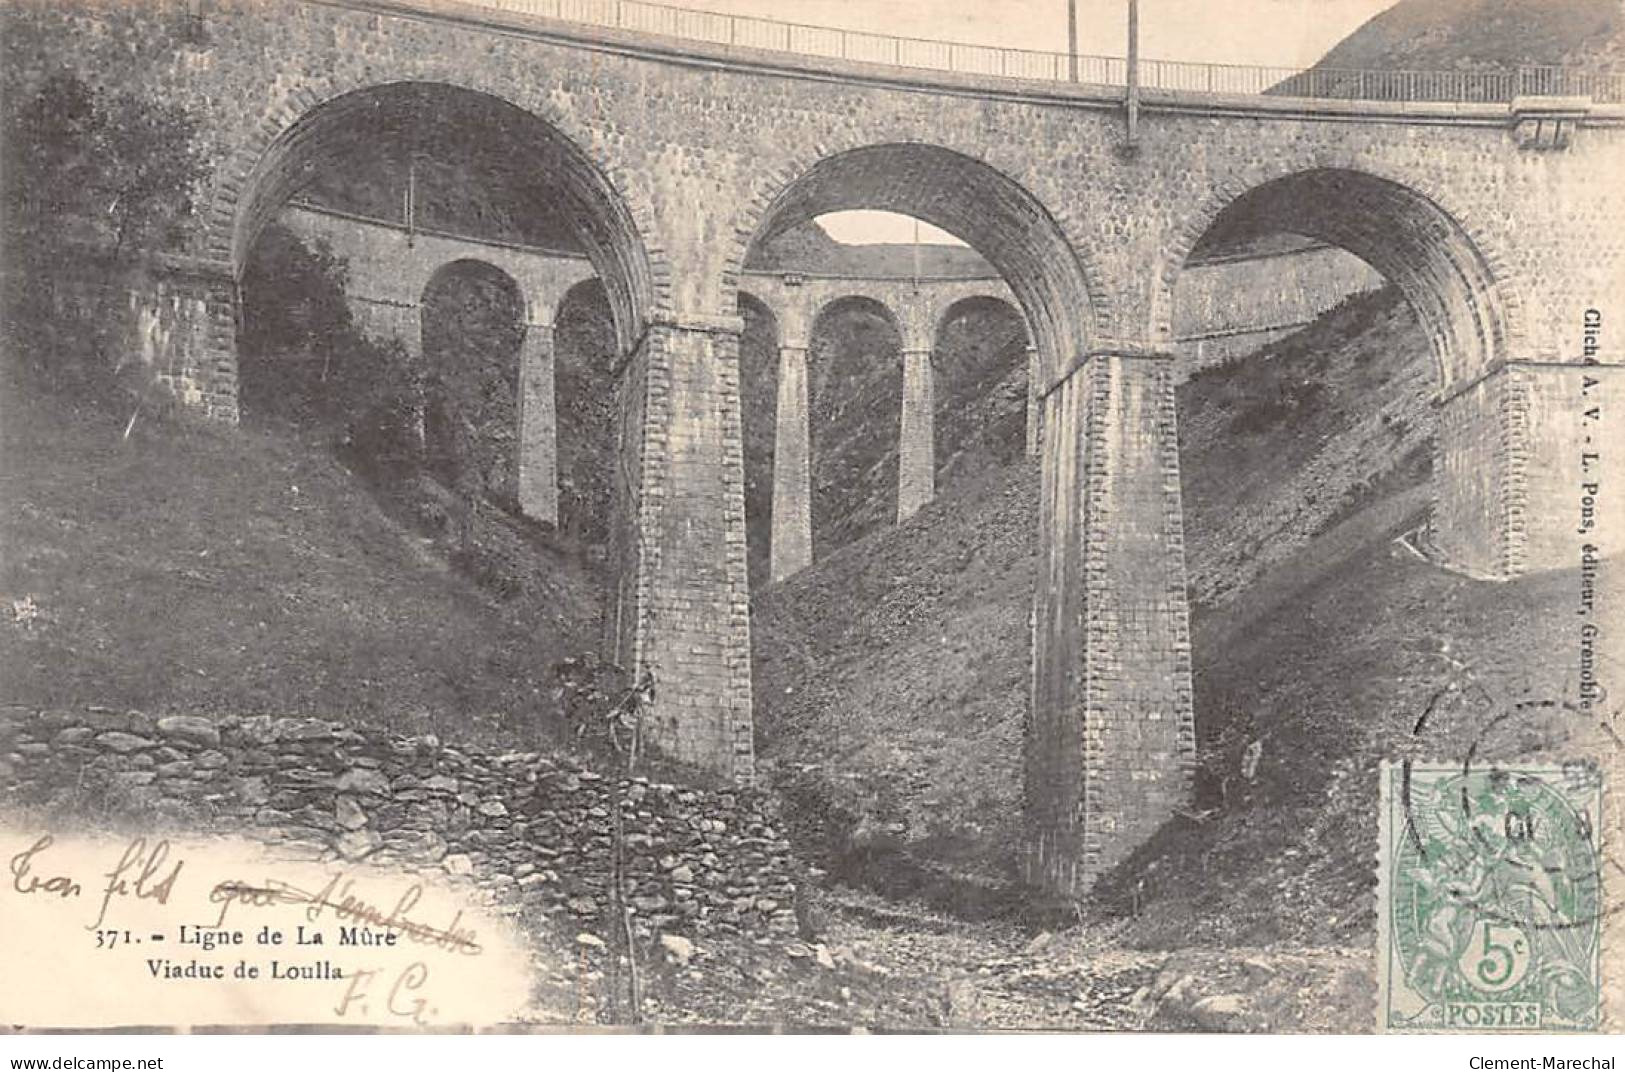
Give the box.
[96,731,153,754]
[334,795,369,831]
[659,933,695,966]
[156,716,220,749]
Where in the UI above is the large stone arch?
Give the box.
[1152,164,1537,579]
[1150,164,1530,392]
[721,142,1105,392]
[219,80,657,352]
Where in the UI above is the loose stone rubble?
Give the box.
[0,707,799,939]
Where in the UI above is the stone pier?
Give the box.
[1024,350,1196,895]
[517,319,559,524]
[770,342,813,582]
[897,346,935,523]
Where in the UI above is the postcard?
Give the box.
[1,0,1619,1043]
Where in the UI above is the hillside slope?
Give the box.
[0,371,604,746]
[1309,0,1624,71]
[1181,287,1434,609]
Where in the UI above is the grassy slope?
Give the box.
[1310,0,1624,71]
[753,461,1038,890]
[1180,288,1434,608]
[751,285,1604,943]
[1100,476,1595,949]
[0,373,604,746]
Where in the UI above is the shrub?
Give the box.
[1,72,208,406]
[239,223,423,475]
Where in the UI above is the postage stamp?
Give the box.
[1377,760,1606,1033]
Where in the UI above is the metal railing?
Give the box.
[452,0,1624,104]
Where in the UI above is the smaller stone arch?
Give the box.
[931,293,1037,470]
[548,277,621,544]
[420,257,526,323]
[931,290,1019,343]
[418,258,529,508]
[733,290,799,587]
[810,292,906,346]
[737,288,781,336]
[799,295,908,552]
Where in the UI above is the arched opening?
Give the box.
[1161,167,1517,847]
[736,290,780,592]
[227,80,655,667]
[1165,168,1513,610]
[808,295,904,558]
[737,145,1096,901]
[231,80,654,525]
[552,277,619,550]
[230,81,652,349]
[736,144,1094,386]
[420,259,526,507]
[933,295,1029,496]
[1166,169,1507,394]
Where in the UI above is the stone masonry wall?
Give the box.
[617,318,756,783]
[1172,244,1383,379]
[1433,371,1517,578]
[3,261,238,423]
[0,707,799,941]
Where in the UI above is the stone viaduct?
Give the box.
[280,201,1375,582]
[277,202,1031,581]
[10,0,1621,896]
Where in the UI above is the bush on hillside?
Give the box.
[0,72,208,405]
[238,223,421,477]
[2,72,206,261]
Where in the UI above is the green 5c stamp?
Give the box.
[1378,761,1604,1032]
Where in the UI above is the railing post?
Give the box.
[1067,0,1079,82]
[1125,0,1139,144]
